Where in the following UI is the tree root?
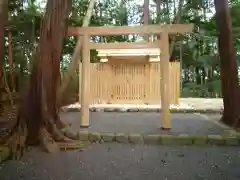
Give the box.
[44,117,74,142]
[7,123,27,160]
[3,122,87,159]
[4,117,79,158]
[39,127,60,153]
[56,119,66,130]
[54,113,66,130]
[3,98,78,158]
[50,123,73,142]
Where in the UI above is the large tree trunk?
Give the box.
[214,0,240,127]
[6,0,73,160]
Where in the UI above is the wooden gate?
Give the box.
[111,62,148,104]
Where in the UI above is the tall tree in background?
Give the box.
[7,27,15,92]
[0,0,8,87]
[214,0,240,127]
[143,0,149,41]
[5,0,73,159]
[57,0,95,105]
[153,0,184,59]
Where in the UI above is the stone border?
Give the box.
[61,107,222,114]
[1,132,239,163]
[64,131,240,146]
[0,146,10,163]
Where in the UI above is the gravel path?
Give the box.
[61,112,230,136]
[0,143,240,180]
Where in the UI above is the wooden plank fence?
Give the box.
[79,62,180,105]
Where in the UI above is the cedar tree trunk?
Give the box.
[214,0,240,127]
[7,0,73,160]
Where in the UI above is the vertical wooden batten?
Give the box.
[79,62,82,102]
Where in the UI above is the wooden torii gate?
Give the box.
[68,24,194,129]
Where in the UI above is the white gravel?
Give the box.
[63,98,223,111]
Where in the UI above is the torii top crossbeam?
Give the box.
[67,24,194,36]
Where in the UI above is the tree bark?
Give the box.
[195,67,201,84]
[7,29,15,92]
[57,0,96,105]
[214,0,240,127]
[0,0,8,87]
[155,0,161,40]
[6,0,73,160]
[143,0,149,41]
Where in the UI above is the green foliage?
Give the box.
[4,0,240,98]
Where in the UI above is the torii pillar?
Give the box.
[160,31,171,129]
[80,34,90,127]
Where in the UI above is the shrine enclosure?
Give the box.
[67,24,194,129]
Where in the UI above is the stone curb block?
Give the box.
[115,108,128,112]
[127,108,139,112]
[140,108,159,113]
[173,134,193,145]
[64,108,79,112]
[137,108,146,112]
[63,129,78,140]
[116,133,129,143]
[0,147,10,163]
[104,108,115,112]
[78,131,89,141]
[61,107,222,114]
[225,136,239,146]
[207,135,225,145]
[143,135,161,144]
[192,136,207,145]
[76,131,240,146]
[90,107,97,112]
[89,132,101,142]
[101,133,116,142]
[235,133,240,138]
[160,135,174,145]
[129,134,143,144]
